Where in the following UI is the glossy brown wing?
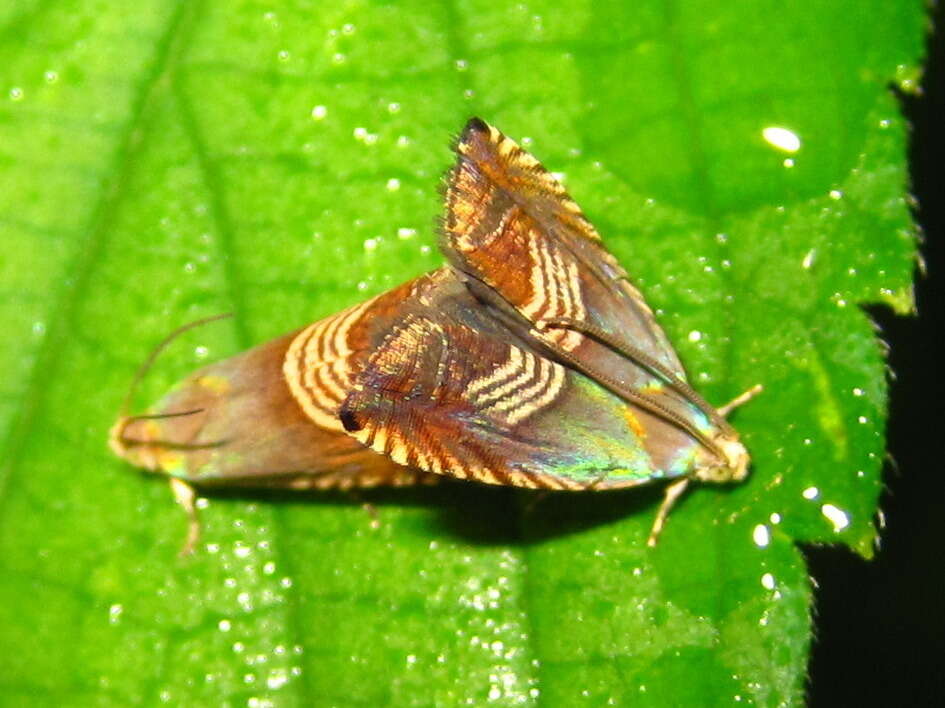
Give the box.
[441,117,733,449]
[338,302,710,491]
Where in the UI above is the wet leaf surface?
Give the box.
[0,1,926,705]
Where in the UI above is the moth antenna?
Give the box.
[121,408,206,423]
[532,322,724,456]
[540,317,735,432]
[118,313,234,419]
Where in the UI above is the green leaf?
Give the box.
[0,1,926,705]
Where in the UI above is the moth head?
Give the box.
[108,410,205,475]
[694,433,750,484]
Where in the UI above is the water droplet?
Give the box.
[218,619,232,632]
[802,486,820,500]
[687,330,702,342]
[385,178,400,191]
[769,512,782,524]
[761,573,776,590]
[821,504,851,532]
[195,345,209,359]
[762,126,801,153]
[332,52,346,65]
[311,105,327,120]
[752,524,770,548]
[342,23,356,34]
[829,189,843,200]
[237,591,253,610]
[363,238,378,251]
[455,59,468,71]
[396,135,410,148]
[9,87,23,101]
[387,102,401,114]
[277,49,290,62]
[266,669,289,690]
[108,603,123,625]
[44,70,59,84]
[782,158,795,168]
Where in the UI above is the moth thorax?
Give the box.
[694,433,750,484]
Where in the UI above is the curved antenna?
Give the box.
[118,313,233,418]
[539,316,734,431]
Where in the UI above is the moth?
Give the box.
[111,117,760,550]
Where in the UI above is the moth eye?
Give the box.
[339,407,363,432]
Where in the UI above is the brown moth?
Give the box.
[111,117,759,550]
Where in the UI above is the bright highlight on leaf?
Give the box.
[762,126,802,152]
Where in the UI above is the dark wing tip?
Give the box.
[462,116,490,138]
[339,405,363,433]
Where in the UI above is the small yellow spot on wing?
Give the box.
[197,375,230,395]
[624,409,647,440]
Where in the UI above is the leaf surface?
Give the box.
[0,1,926,705]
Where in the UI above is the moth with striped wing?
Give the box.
[110,118,759,550]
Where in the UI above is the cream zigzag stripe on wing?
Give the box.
[467,347,533,406]
[479,124,601,242]
[283,298,375,432]
[453,195,513,254]
[352,419,476,482]
[519,231,585,352]
[469,343,566,426]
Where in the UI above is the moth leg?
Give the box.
[717,384,763,418]
[169,477,201,556]
[647,477,691,547]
